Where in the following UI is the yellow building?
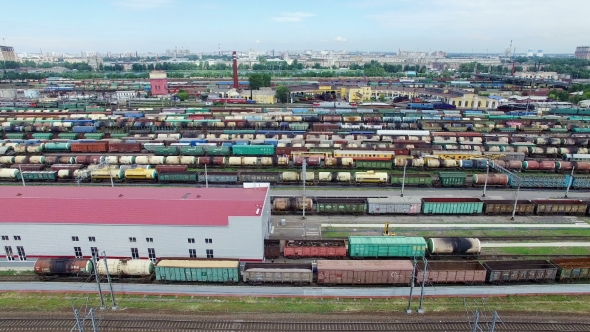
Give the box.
[341,87,372,103]
[449,94,498,109]
[241,87,276,104]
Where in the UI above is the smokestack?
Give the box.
[232,51,239,89]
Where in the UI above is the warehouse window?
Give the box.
[72,236,79,242]
[206,249,214,258]
[13,236,21,241]
[131,248,139,259]
[74,247,83,258]
[88,237,96,242]
[205,238,212,244]
[16,246,26,261]
[4,246,14,261]
[147,248,156,262]
[90,247,98,258]
[188,238,195,244]
[189,249,197,258]
[129,237,136,242]
[146,238,153,243]
[1,236,8,241]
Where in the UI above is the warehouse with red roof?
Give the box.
[0,186,271,262]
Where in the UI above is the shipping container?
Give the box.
[348,236,426,258]
[367,197,421,214]
[283,239,347,259]
[316,260,413,285]
[484,260,558,283]
[157,172,197,183]
[263,239,280,259]
[552,258,590,281]
[422,197,483,214]
[532,199,588,215]
[416,261,487,284]
[390,173,433,186]
[155,259,240,283]
[483,200,535,215]
[437,172,467,187]
[242,263,313,284]
[315,198,367,215]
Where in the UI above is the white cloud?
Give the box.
[272,12,315,23]
[334,36,347,42]
[114,0,171,10]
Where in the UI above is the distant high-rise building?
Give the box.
[0,45,17,62]
[527,48,534,57]
[575,46,590,60]
[536,50,543,57]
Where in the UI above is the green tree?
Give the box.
[275,85,290,103]
[378,94,386,102]
[248,73,271,90]
[176,90,189,101]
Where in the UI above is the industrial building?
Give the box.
[575,46,590,60]
[0,45,16,62]
[149,70,169,95]
[0,186,271,263]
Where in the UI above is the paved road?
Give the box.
[2,282,590,298]
[482,242,590,247]
[270,188,590,200]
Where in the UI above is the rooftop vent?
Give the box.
[119,194,124,197]
[16,193,22,196]
[182,193,191,199]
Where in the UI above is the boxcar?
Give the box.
[437,172,467,187]
[263,239,280,259]
[196,172,238,184]
[390,173,433,186]
[348,236,426,258]
[483,260,558,283]
[283,239,347,259]
[367,197,421,214]
[532,199,588,215]
[422,198,483,214]
[242,263,313,284]
[157,172,197,183]
[232,145,275,156]
[316,260,413,285]
[238,172,281,183]
[483,200,535,215]
[70,142,109,153]
[552,258,590,281]
[155,259,239,283]
[315,197,367,215]
[355,160,392,169]
[416,261,487,284]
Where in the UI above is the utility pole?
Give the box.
[564,166,575,198]
[511,184,520,221]
[92,255,106,310]
[418,258,427,314]
[400,163,407,197]
[406,257,417,314]
[482,160,489,197]
[100,252,118,310]
[471,310,480,332]
[205,164,208,188]
[302,158,306,220]
[18,164,25,187]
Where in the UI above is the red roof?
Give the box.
[0,186,268,226]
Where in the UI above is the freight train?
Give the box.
[32,255,590,285]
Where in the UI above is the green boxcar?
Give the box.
[57,133,78,140]
[390,173,432,186]
[158,172,198,183]
[355,160,392,169]
[32,133,54,140]
[438,172,467,187]
[422,198,483,214]
[231,145,275,156]
[84,133,105,140]
[315,198,367,215]
[348,236,426,258]
[152,146,179,156]
[180,146,205,156]
[21,171,57,181]
[197,172,238,183]
[5,133,26,139]
[109,133,129,139]
[288,123,309,131]
[205,146,231,156]
[155,260,240,283]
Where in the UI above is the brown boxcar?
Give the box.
[532,199,588,215]
[483,260,557,283]
[10,164,45,171]
[416,261,487,284]
[242,263,313,284]
[108,142,142,153]
[155,165,188,173]
[483,200,535,215]
[71,142,109,153]
[552,258,590,281]
[264,239,280,259]
[284,240,347,259]
[316,260,413,285]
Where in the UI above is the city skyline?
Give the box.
[2,0,589,54]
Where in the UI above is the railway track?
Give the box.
[1,318,590,332]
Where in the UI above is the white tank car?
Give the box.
[427,238,481,255]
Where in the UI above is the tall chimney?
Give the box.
[232,51,239,89]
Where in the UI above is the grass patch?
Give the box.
[0,270,35,276]
[485,247,590,256]
[2,293,590,314]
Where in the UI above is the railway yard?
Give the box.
[1,104,590,331]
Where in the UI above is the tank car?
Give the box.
[427,237,481,257]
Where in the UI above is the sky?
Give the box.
[2,0,588,55]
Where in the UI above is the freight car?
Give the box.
[316,260,414,285]
[242,263,313,285]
